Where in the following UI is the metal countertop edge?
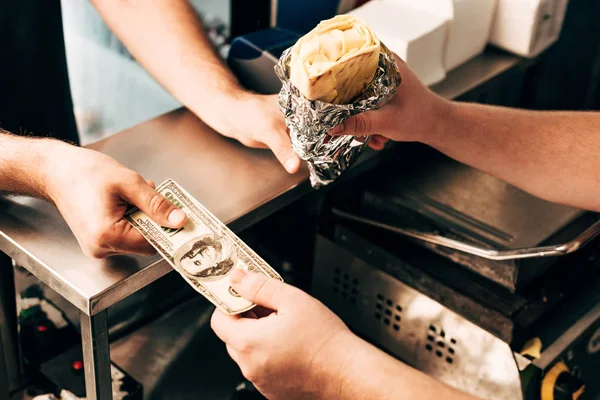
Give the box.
[0,229,90,313]
[88,178,313,315]
[4,50,525,316]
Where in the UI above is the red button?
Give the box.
[36,325,48,332]
[72,361,84,371]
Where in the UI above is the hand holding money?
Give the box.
[211,269,355,400]
[124,179,282,315]
[44,141,187,259]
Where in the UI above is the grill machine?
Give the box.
[312,147,600,400]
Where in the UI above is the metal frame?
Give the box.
[333,209,600,261]
[81,311,112,400]
[0,51,526,400]
[0,331,10,400]
[0,252,114,400]
[534,301,600,370]
[312,235,523,400]
[0,254,23,397]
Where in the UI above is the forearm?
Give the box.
[428,102,600,211]
[335,336,476,400]
[0,131,63,199]
[91,0,246,134]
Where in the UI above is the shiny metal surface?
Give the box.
[365,152,582,249]
[0,256,23,394]
[0,50,522,319]
[0,110,310,316]
[332,209,600,261]
[431,48,522,100]
[81,311,112,400]
[534,300,600,370]
[0,50,523,400]
[110,297,243,400]
[313,235,523,400]
[0,331,9,400]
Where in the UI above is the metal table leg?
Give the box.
[0,331,10,400]
[0,253,23,397]
[81,311,112,400]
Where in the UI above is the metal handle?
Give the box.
[332,209,600,261]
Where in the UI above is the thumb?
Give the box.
[229,269,288,311]
[265,131,301,174]
[122,180,187,229]
[328,112,376,136]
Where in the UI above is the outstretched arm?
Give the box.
[91,0,301,173]
[330,56,600,211]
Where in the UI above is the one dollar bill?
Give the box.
[124,178,282,315]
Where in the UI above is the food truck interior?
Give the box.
[1,0,600,399]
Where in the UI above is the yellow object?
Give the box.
[520,337,543,359]
[289,15,381,104]
[573,384,585,400]
[541,361,569,400]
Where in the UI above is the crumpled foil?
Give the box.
[275,44,401,188]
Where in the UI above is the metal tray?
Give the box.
[338,151,599,292]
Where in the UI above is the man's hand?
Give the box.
[329,55,452,143]
[211,270,480,400]
[214,93,302,174]
[211,270,356,400]
[45,142,187,258]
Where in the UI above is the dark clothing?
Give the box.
[0,0,79,144]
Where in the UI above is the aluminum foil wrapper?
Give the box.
[275,44,401,188]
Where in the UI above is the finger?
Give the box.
[146,180,156,189]
[229,269,290,310]
[369,135,388,151]
[121,179,187,229]
[372,134,389,144]
[211,308,252,344]
[264,132,301,174]
[329,113,376,137]
[368,141,385,151]
[226,343,240,364]
[108,220,156,256]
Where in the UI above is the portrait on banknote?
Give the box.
[125,179,283,314]
[174,233,238,282]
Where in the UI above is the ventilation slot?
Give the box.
[374,293,402,333]
[332,268,360,305]
[425,325,457,364]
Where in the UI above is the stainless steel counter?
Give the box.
[0,48,521,399]
[0,110,310,317]
[0,48,520,318]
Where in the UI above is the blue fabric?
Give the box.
[275,0,341,35]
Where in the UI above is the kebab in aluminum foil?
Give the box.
[275,14,402,188]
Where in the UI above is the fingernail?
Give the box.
[229,269,248,285]
[284,157,299,173]
[168,209,186,225]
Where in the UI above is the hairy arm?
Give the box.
[91,0,302,172]
[431,103,600,211]
[332,58,600,211]
[333,334,477,400]
[91,0,245,137]
[0,130,57,198]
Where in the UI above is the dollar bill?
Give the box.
[124,178,283,315]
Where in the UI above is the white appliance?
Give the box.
[388,0,497,71]
[350,0,448,86]
[489,0,569,58]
